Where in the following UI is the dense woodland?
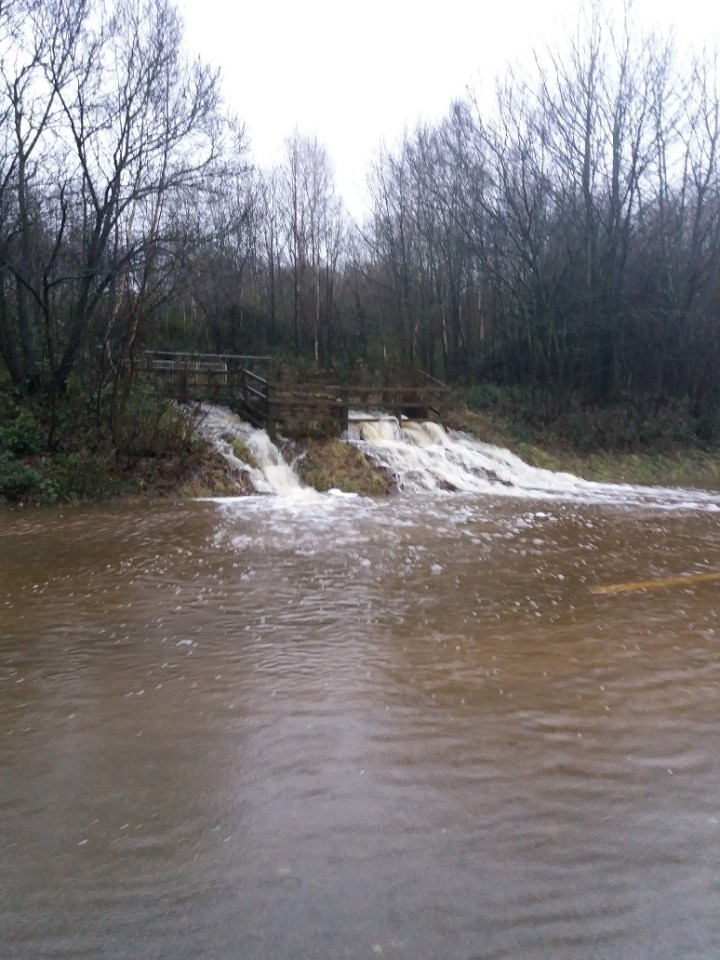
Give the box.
[3,0,720,484]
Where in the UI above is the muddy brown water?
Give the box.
[1,492,719,959]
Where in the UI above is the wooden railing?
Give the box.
[137,351,450,438]
[235,367,273,430]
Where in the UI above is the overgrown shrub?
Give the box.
[0,409,45,455]
[51,451,122,500]
[0,456,57,502]
[114,391,192,459]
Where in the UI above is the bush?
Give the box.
[51,451,122,500]
[465,383,515,411]
[0,409,45,455]
[0,456,57,503]
[114,391,191,459]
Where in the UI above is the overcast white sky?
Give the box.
[176,0,720,218]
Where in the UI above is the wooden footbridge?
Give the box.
[138,351,449,438]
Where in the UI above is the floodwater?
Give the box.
[1,491,719,960]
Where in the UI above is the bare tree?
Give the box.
[279,132,344,363]
[0,0,239,407]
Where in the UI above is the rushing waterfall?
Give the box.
[191,404,719,510]
[190,404,317,498]
[346,412,720,509]
[346,412,588,494]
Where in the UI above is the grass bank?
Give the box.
[292,438,394,495]
[447,388,720,489]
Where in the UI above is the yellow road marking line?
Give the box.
[590,571,720,595]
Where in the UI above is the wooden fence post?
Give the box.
[265,383,275,437]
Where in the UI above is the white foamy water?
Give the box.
[348,413,583,493]
[347,413,720,511]
[190,404,719,511]
[190,404,321,500]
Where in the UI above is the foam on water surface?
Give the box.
[191,404,719,512]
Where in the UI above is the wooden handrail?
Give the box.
[141,350,271,362]
[138,354,449,438]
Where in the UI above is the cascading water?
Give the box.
[191,404,719,510]
[346,412,720,509]
[346,412,585,494]
[190,404,318,499]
